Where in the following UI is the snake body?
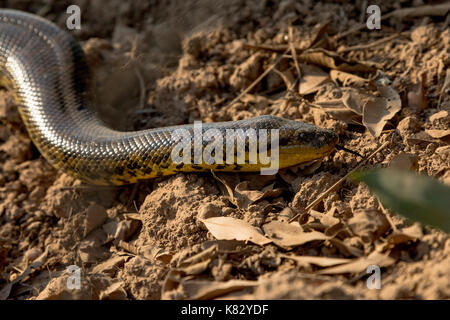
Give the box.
[0,9,338,185]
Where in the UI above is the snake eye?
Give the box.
[278,137,290,145]
[298,132,305,141]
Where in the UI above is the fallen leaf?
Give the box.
[113,220,141,242]
[262,220,329,248]
[200,217,272,246]
[388,153,418,171]
[363,86,401,137]
[280,253,350,267]
[273,68,296,90]
[234,182,283,210]
[330,70,368,87]
[163,278,259,300]
[297,48,377,72]
[298,64,329,95]
[341,88,371,115]
[317,251,395,275]
[177,244,218,275]
[314,100,362,125]
[390,3,450,18]
[0,249,48,300]
[329,238,364,257]
[348,209,390,243]
[309,209,340,227]
[211,171,239,206]
[406,131,435,145]
[92,255,127,276]
[385,223,423,247]
[99,281,127,300]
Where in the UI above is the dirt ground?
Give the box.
[0,0,449,300]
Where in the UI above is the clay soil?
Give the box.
[0,0,449,300]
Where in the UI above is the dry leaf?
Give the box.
[99,281,127,300]
[163,279,259,300]
[92,255,127,276]
[280,253,350,267]
[298,64,329,95]
[234,182,283,210]
[309,209,340,227]
[178,259,213,276]
[406,131,435,145]
[273,68,296,90]
[176,244,217,275]
[314,100,362,125]
[211,171,239,206]
[341,88,372,115]
[329,238,364,257]
[0,249,48,300]
[390,3,450,18]
[139,246,173,264]
[385,223,423,247]
[330,70,368,87]
[317,251,395,275]
[348,209,390,243]
[262,220,328,248]
[389,153,418,171]
[200,217,272,246]
[297,48,377,72]
[363,86,401,137]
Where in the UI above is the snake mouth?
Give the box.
[280,130,339,154]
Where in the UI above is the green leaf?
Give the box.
[351,168,450,233]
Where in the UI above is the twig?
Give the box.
[334,3,450,41]
[288,26,302,81]
[288,141,390,223]
[243,43,292,53]
[337,33,402,53]
[225,48,290,108]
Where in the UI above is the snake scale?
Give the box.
[0,9,338,185]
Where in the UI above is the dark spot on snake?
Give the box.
[143,166,153,174]
[127,170,137,177]
[233,164,243,170]
[175,163,184,169]
[115,166,125,175]
[279,137,291,146]
[159,162,169,169]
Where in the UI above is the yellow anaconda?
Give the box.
[0,9,338,185]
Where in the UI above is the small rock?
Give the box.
[198,203,221,220]
[397,116,421,137]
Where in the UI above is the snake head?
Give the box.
[269,116,339,166]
